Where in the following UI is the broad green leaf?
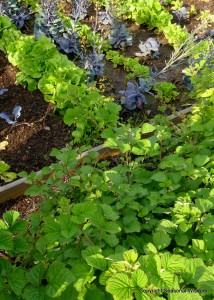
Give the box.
[13,236,29,253]
[168,293,203,300]
[100,204,119,221]
[104,221,121,233]
[203,232,214,250]
[197,266,214,292]
[26,263,46,287]
[192,155,210,167]
[23,285,45,300]
[195,198,213,213]
[45,261,75,298]
[152,271,175,289]
[161,253,186,273]
[86,254,107,270]
[182,258,205,285]
[132,269,148,288]
[141,123,155,134]
[85,286,109,300]
[72,202,97,224]
[10,220,27,233]
[72,262,91,279]
[3,211,20,228]
[58,215,78,239]
[106,273,133,300]
[42,218,61,244]
[139,255,161,276]
[0,220,7,230]
[0,230,13,250]
[192,239,205,253]
[8,267,27,296]
[157,220,176,234]
[151,172,167,183]
[153,231,171,250]
[103,233,119,247]
[123,249,138,264]
[143,243,158,255]
[82,246,101,259]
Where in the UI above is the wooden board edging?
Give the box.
[0,106,193,203]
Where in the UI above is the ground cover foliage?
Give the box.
[0,0,214,299]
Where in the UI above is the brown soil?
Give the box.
[0,0,214,217]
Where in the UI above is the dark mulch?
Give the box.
[0,51,70,215]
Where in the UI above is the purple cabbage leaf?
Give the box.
[0,106,22,124]
[0,0,32,29]
[136,38,160,58]
[109,24,132,49]
[0,88,8,95]
[172,7,188,22]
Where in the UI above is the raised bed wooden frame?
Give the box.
[0,106,192,203]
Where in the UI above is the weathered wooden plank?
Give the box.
[0,106,192,203]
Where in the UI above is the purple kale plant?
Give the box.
[172,7,188,22]
[120,78,155,110]
[109,23,132,49]
[0,0,31,29]
[71,0,90,21]
[34,0,82,56]
[83,49,105,82]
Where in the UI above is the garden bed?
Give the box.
[0,1,214,299]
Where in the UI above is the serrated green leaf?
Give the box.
[0,220,7,230]
[46,261,75,297]
[153,231,171,250]
[195,198,213,213]
[42,218,61,244]
[141,123,155,134]
[182,258,205,285]
[161,253,186,273]
[139,254,161,276]
[85,286,108,300]
[174,234,189,246]
[123,249,138,264]
[132,269,148,288]
[0,230,13,250]
[197,266,214,292]
[203,232,214,250]
[13,236,29,253]
[192,155,210,167]
[103,233,119,247]
[168,293,203,300]
[8,267,27,296]
[3,211,20,228]
[10,220,27,233]
[151,172,167,183]
[152,271,175,289]
[26,263,46,287]
[23,285,45,300]
[157,219,177,234]
[86,254,107,270]
[192,239,205,253]
[143,243,158,255]
[106,273,133,300]
[58,215,78,239]
[100,204,119,221]
[104,221,121,233]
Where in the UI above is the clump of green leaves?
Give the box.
[0,160,17,182]
[154,81,179,103]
